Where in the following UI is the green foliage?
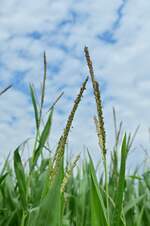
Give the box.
[0,50,149,226]
[14,147,27,210]
[88,154,109,226]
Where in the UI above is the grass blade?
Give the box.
[112,134,127,226]
[32,108,53,169]
[0,85,12,96]
[88,153,109,226]
[30,84,39,130]
[14,147,27,210]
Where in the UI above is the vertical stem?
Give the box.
[103,157,110,226]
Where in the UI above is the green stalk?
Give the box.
[84,46,110,225]
[103,156,110,226]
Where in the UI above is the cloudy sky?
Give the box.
[0,0,150,168]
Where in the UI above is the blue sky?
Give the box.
[0,0,150,168]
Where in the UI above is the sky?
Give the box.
[0,0,150,169]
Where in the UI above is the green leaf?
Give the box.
[0,173,8,185]
[88,153,109,226]
[27,158,63,226]
[30,84,39,130]
[32,108,53,169]
[112,134,127,226]
[14,147,27,209]
[136,207,144,226]
[124,194,145,214]
[39,51,47,121]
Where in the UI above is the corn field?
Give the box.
[0,48,149,226]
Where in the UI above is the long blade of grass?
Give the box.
[27,158,63,226]
[88,153,109,226]
[124,194,145,214]
[0,85,12,96]
[14,147,27,210]
[32,108,53,170]
[0,173,8,185]
[112,134,127,226]
[30,84,39,130]
[39,52,47,123]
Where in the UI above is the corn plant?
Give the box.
[0,49,149,226]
